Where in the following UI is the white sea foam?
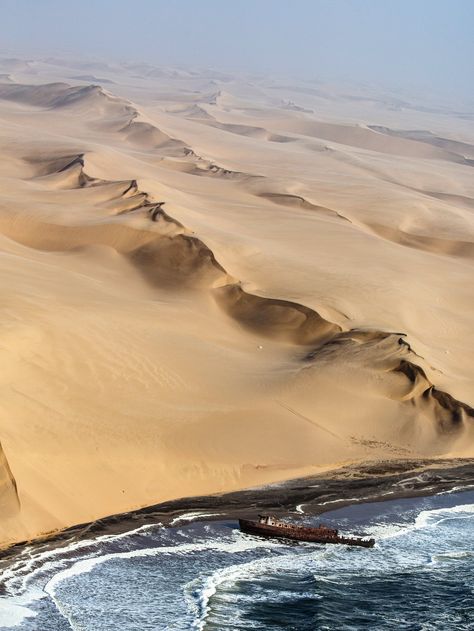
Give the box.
[0,599,37,628]
[189,544,333,629]
[169,512,222,526]
[439,484,474,495]
[367,502,474,542]
[429,550,473,565]
[44,530,285,601]
[1,524,275,628]
[2,520,164,597]
[41,530,287,631]
[0,520,168,631]
[2,498,473,630]
[190,557,278,629]
[320,491,396,508]
[414,502,474,530]
[319,496,363,506]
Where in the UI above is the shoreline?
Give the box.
[1,457,473,562]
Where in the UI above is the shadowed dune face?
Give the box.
[0,67,473,548]
[24,153,87,184]
[367,222,474,259]
[393,360,474,432]
[163,148,258,179]
[258,192,351,222]
[0,81,77,107]
[119,118,186,154]
[214,284,341,345]
[0,82,130,116]
[0,445,19,518]
[130,235,229,289]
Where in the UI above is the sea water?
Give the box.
[0,490,472,630]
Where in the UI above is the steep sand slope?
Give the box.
[0,63,472,547]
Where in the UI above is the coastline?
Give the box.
[1,457,473,562]
[1,61,474,569]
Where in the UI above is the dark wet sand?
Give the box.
[1,458,473,562]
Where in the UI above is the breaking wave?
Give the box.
[0,492,473,630]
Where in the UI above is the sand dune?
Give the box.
[257,192,351,222]
[259,118,474,164]
[195,118,294,143]
[303,332,473,434]
[167,104,215,120]
[0,82,114,110]
[120,117,186,153]
[0,80,186,154]
[0,156,229,293]
[161,148,256,179]
[0,62,472,548]
[419,190,474,210]
[369,126,474,161]
[161,157,250,178]
[367,222,474,259]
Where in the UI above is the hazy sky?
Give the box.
[1,0,473,97]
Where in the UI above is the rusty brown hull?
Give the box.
[239,519,375,548]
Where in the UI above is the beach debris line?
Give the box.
[239,515,375,547]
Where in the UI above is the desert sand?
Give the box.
[0,57,472,548]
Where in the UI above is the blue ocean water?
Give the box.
[0,490,473,630]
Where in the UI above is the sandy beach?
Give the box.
[0,56,473,550]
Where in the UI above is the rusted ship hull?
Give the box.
[239,519,375,548]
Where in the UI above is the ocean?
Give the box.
[1,490,473,630]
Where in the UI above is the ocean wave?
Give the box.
[1,520,163,597]
[366,502,474,542]
[414,502,474,530]
[1,494,473,630]
[429,550,473,565]
[188,545,331,629]
[0,522,165,629]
